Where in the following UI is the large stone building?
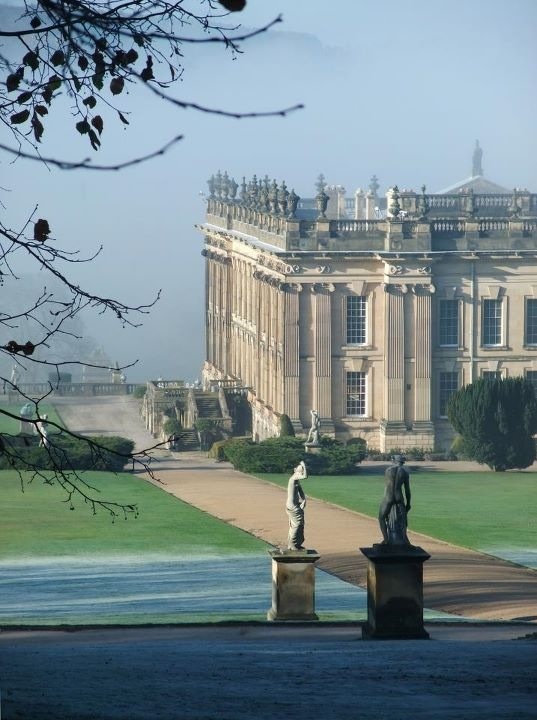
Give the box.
[199,147,537,451]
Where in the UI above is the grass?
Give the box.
[0,470,267,559]
[0,403,64,435]
[258,470,537,553]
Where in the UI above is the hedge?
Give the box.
[223,436,364,475]
[0,433,135,472]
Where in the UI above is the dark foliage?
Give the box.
[223,436,364,475]
[279,414,295,437]
[447,376,537,471]
[0,433,135,472]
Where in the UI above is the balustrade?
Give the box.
[478,219,509,232]
[431,220,465,233]
[475,195,512,208]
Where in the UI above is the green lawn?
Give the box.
[259,470,537,552]
[0,470,267,559]
[0,403,64,435]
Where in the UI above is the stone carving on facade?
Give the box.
[369,174,380,196]
[315,188,329,219]
[389,185,401,219]
[228,177,238,201]
[463,188,476,217]
[259,183,270,213]
[221,171,230,201]
[316,264,332,274]
[240,177,248,204]
[311,282,335,293]
[411,283,436,295]
[288,189,299,218]
[207,174,216,199]
[279,182,289,217]
[285,264,302,274]
[472,139,483,177]
[416,184,430,219]
[417,266,432,275]
[248,175,259,209]
[269,179,279,215]
[214,170,223,198]
[383,283,409,294]
[388,264,405,275]
[508,189,521,218]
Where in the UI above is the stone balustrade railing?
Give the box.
[4,382,143,397]
[204,180,537,253]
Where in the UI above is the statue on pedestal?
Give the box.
[305,409,321,447]
[378,455,411,545]
[286,461,308,550]
[36,414,49,447]
[19,402,33,434]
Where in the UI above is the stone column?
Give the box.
[413,285,433,423]
[312,283,335,433]
[384,285,405,423]
[283,284,301,427]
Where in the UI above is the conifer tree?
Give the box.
[447,376,537,471]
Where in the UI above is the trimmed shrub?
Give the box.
[224,436,304,473]
[0,433,135,472]
[279,414,295,437]
[224,436,364,475]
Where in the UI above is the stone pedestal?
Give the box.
[304,444,321,455]
[360,544,430,639]
[267,549,320,621]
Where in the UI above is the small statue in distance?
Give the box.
[286,461,308,551]
[305,409,321,447]
[378,455,412,546]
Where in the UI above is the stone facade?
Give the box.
[199,169,537,451]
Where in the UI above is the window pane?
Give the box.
[346,296,367,344]
[526,299,537,345]
[439,299,459,346]
[346,371,366,416]
[482,371,502,381]
[439,371,458,416]
[482,299,502,346]
[526,371,537,396]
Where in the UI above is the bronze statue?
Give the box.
[378,455,411,545]
[286,461,308,550]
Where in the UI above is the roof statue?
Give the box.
[438,141,508,195]
[472,139,483,177]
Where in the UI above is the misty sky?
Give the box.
[1,0,536,382]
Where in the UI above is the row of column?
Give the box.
[207,256,434,436]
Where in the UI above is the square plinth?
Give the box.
[267,549,320,621]
[360,545,431,639]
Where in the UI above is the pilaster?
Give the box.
[312,283,335,432]
[413,284,433,423]
[383,284,405,423]
[283,283,301,422]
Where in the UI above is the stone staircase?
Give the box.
[180,428,200,450]
[195,394,223,419]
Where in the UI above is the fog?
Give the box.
[1,0,536,382]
